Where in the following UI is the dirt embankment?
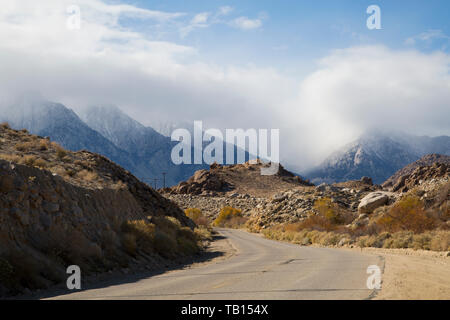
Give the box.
[351,248,450,300]
[0,125,200,297]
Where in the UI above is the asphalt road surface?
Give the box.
[47,228,383,300]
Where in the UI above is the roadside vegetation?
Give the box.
[213,206,248,228]
[258,197,450,251]
[185,208,213,241]
[0,215,207,295]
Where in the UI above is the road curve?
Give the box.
[47,229,383,300]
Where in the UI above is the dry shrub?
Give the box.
[194,227,213,242]
[153,229,177,257]
[121,233,137,256]
[376,196,437,233]
[314,198,344,224]
[429,231,450,251]
[214,207,247,228]
[22,155,36,166]
[0,122,10,129]
[33,158,48,168]
[0,153,21,164]
[112,180,128,190]
[77,169,98,182]
[297,214,336,232]
[185,208,209,227]
[38,139,49,151]
[383,231,414,249]
[120,217,199,257]
[15,142,34,152]
[121,219,155,254]
[51,143,68,159]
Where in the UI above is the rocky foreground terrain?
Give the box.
[164,156,449,242]
[0,123,204,296]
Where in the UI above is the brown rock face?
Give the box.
[0,125,195,296]
[383,154,450,191]
[165,161,313,198]
[391,163,449,193]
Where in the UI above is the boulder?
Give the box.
[271,193,287,203]
[358,191,393,213]
[360,176,373,185]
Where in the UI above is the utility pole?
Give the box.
[162,172,166,189]
[153,178,159,190]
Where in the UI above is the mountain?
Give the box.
[382,154,450,190]
[79,105,207,186]
[0,97,258,187]
[306,131,450,185]
[0,96,135,172]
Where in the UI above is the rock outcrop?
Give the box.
[383,154,450,191]
[165,161,313,198]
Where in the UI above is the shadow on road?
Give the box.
[22,234,227,300]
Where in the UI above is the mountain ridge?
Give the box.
[305,131,450,184]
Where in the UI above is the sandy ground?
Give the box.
[350,248,450,300]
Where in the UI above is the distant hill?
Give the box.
[305,131,450,185]
[382,154,450,191]
[165,161,313,198]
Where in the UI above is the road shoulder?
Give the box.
[342,247,450,300]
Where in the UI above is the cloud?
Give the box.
[283,45,450,169]
[0,1,448,173]
[230,16,263,30]
[180,12,211,37]
[405,29,450,45]
[0,0,294,135]
[218,6,233,16]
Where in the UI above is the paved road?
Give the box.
[48,229,383,300]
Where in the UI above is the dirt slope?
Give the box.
[0,123,198,296]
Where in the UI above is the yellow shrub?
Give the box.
[314,198,343,224]
[213,207,247,228]
[185,208,209,227]
[377,196,436,233]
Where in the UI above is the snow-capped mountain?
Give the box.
[0,96,135,171]
[79,105,208,186]
[306,130,450,184]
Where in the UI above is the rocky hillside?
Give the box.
[0,123,201,296]
[167,155,449,234]
[383,154,450,191]
[164,161,313,198]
